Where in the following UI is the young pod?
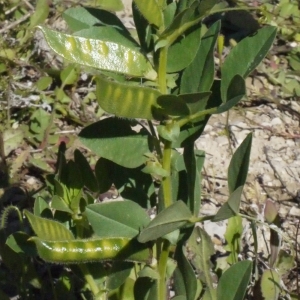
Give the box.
[30,237,152,264]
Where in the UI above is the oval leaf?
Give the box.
[138,201,193,243]
[221,26,277,101]
[85,200,151,238]
[217,260,252,300]
[134,0,163,28]
[79,118,153,168]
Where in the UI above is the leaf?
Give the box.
[95,76,161,120]
[183,147,205,215]
[3,128,24,156]
[35,76,52,91]
[221,26,277,101]
[167,25,201,73]
[138,201,193,243]
[60,64,79,87]
[217,260,252,300]
[181,21,220,93]
[157,122,180,142]
[216,75,246,114]
[212,186,244,222]
[29,0,49,29]
[173,244,202,300]
[188,227,216,300]
[224,216,243,264]
[37,26,157,80]
[24,210,74,241]
[85,200,150,238]
[79,118,153,168]
[253,269,280,300]
[106,262,134,290]
[228,133,252,194]
[93,0,124,11]
[133,0,163,28]
[6,232,36,256]
[274,249,295,276]
[63,6,126,32]
[74,149,98,193]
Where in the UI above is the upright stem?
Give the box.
[162,141,172,208]
[156,43,172,300]
[158,240,171,300]
[79,264,101,297]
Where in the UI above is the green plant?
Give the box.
[0,0,283,299]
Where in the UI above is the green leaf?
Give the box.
[274,249,295,276]
[221,26,277,101]
[51,195,73,214]
[156,94,189,117]
[228,133,252,194]
[181,21,220,93]
[79,118,153,168]
[167,25,201,73]
[92,0,124,11]
[216,75,245,114]
[253,269,280,300]
[183,147,205,215]
[106,262,134,290]
[94,158,114,194]
[174,244,202,300]
[179,92,212,115]
[132,3,154,53]
[95,76,161,120]
[60,64,79,86]
[157,122,180,142]
[138,201,193,243]
[6,232,36,256]
[74,149,98,192]
[3,128,24,156]
[63,6,126,32]
[35,76,52,91]
[212,186,244,222]
[33,196,51,217]
[85,200,150,238]
[217,260,252,300]
[134,277,158,300]
[188,227,216,300]
[224,216,242,264]
[29,0,49,29]
[37,26,157,80]
[24,210,74,241]
[133,0,163,28]
[138,265,160,280]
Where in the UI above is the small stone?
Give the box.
[289,206,300,217]
[270,117,282,126]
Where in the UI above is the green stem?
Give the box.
[158,240,171,300]
[79,264,100,297]
[157,46,168,94]
[162,140,172,208]
[177,107,218,128]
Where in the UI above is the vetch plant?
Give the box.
[1,0,282,299]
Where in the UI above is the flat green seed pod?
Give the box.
[96,76,162,120]
[37,26,157,80]
[30,237,151,264]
